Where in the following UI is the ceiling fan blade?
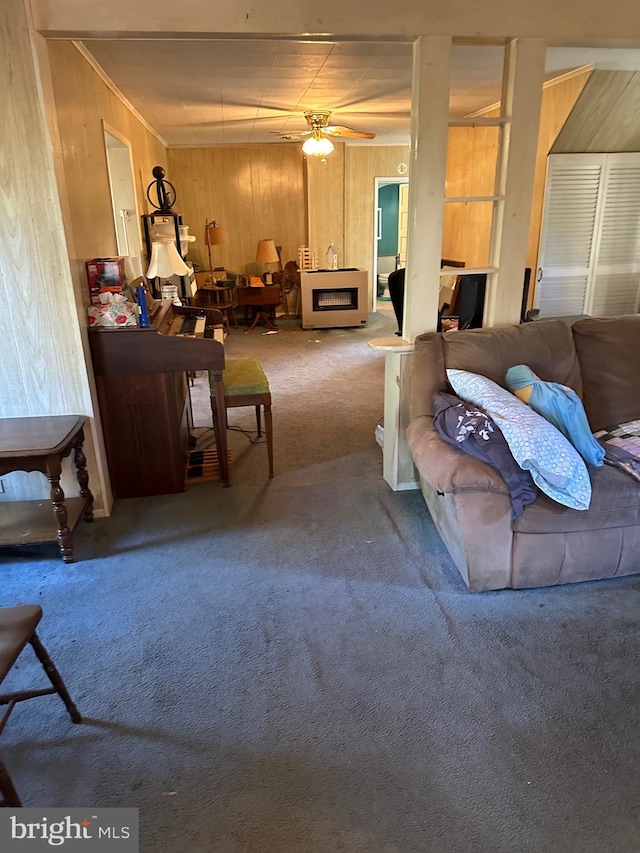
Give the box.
[270,130,312,139]
[325,125,376,139]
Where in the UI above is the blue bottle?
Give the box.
[136,286,151,328]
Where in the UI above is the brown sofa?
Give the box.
[407,314,640,591]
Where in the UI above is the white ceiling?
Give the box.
[80,40,640,147]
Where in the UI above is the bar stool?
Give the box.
[209,358,274,484]
[0,605,82,806]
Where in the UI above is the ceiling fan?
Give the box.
[275,110,375,160]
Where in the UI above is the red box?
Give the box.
[86,258,126,305]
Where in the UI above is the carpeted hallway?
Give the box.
[1,306,639,852]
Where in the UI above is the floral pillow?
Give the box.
[447,369,592,510]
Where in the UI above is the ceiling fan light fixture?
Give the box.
[302,134,335,158]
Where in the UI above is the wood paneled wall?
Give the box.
[167,146,307,275]
[0,5,98,503]
[0,8,92,420]
[441,69,591,278]
[40,41,169,511]
[47,42,168,305]
[344,146,411,298]
[527,69,592,278]
[306,143,345,269]
[552,70,640,154]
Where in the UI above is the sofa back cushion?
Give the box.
[572,314,640,431]
[443,319,583,393]
[410,319,582,422]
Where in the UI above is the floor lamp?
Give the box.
[205,220,229,277]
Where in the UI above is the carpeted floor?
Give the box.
[1,306,639,852]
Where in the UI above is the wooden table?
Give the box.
[0,416,94,563]
[236,285,281,331]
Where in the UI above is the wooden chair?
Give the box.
[209,358,274,484]
[0,605,82,807]
[194,279,238,333]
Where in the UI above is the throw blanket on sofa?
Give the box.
[432,389,538,519]
[505,364,605,467]
[595,420,640,484]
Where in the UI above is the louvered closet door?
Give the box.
[588,153,640,316]
[536,154,604,317]
[536,153,640,318]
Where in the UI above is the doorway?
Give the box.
[103,123,144,282]
[373,177,408,312]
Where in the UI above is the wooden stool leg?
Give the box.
[255,405,262,438]
[30,632,82,723]
[0,760,22,807]
[210,372,230,487]
[264,404,274,478]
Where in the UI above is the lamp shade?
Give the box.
[146,238,190,279]
[302,135,335,158]
[206,221,229,247]
[255,239,280,264]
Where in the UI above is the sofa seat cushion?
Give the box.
[514,463,640,534]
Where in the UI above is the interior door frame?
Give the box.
[102,120,144,280]
[372,177,409,312]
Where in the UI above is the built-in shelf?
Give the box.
[439,266,498,276]
[444,195,505,203]
[448,117,510,127]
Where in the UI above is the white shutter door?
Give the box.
[588,153,640,316]
[536,154,604,318]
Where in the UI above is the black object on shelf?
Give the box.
[141,166,188,299]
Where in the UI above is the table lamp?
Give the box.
[205,220,229,274]
[146,237,190,279]
[255,239,281,283]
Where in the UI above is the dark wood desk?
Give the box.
[0,416,94,563]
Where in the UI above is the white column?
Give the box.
[403,36,452,343]
[375,36,451,492]
[485,38,546,327]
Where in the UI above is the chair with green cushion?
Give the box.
[209,358,274,484]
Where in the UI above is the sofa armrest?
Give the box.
[406,415,510,495]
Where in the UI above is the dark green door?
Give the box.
[377,184,399,256]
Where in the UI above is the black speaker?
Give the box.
[456,274,486,330]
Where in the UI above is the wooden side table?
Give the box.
[0,416,94,563]
[236,285,281,331]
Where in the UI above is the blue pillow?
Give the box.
[505,364,605,467]
[447,369,592,511]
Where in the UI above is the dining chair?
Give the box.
[0,605,82,807]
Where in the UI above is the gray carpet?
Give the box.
[1,307,639,852]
